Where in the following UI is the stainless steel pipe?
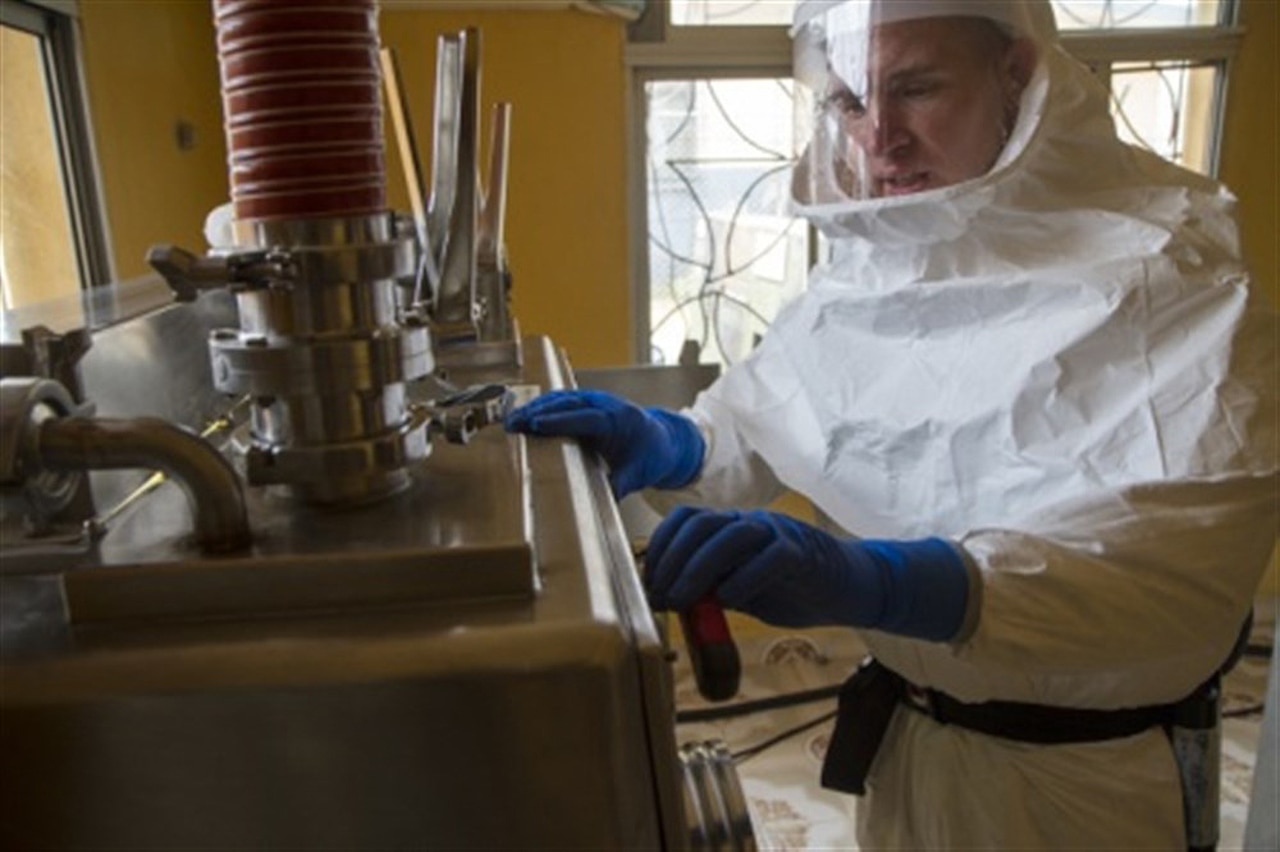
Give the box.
[36,417,251,553]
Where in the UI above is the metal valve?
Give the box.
[147,244,291,302]
[424,383,514,445]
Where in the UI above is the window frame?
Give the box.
[624,0,1244,363]
[1,0,113,292]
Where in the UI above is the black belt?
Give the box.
[899,678,1175,745]
[820,657,1181,796]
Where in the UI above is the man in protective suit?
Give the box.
[507,0,1278,846]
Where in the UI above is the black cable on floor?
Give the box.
[1244,643,1274,659]
[730,710,838,764]
[675,683,842,724]
[1224,703,1266,719]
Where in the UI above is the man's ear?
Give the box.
[1005,37,1038,93]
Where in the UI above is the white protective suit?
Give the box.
[656,1,1279,847]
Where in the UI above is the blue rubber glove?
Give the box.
[504,389,705,499]
[645,507,970,642]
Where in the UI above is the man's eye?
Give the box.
[897,81,939,100]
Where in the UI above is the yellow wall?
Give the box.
[1218,0,1280,602]
[78,0,228,282]
[1220,0,1278,311]
[378,9,631,367]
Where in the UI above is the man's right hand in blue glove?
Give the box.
[645,506,972,642]
[503,389,705,499]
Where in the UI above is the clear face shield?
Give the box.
[792,0,1040,208]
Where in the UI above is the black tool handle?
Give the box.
[679,596,741,703]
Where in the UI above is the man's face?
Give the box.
[828,17,1029,197]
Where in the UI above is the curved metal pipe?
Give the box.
[35,418,251,554]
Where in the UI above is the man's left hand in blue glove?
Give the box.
[645,506,973,642]
[504,389,704,499]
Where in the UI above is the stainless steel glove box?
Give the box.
[0,282,688,850]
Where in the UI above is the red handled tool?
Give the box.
[679,596,741,703]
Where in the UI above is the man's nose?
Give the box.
[854,98,908,155]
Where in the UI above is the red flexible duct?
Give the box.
[214,0,386,222]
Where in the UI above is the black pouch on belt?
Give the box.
[820,657,904,796]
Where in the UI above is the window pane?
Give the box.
[670,0,795,27]
[1052,0,1223,30]
[0,24,80,311]
[1109,60,1220,174]
[646,78,809,366]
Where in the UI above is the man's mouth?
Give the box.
[877,172,931,196]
